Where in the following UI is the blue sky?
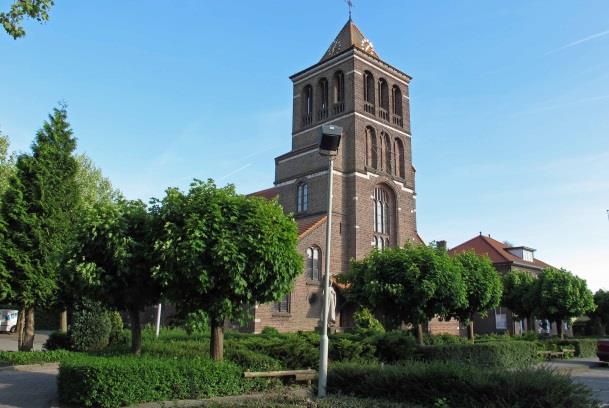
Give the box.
[1,1,608,290]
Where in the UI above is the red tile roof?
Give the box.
[448,234,552,270]
[296,215,327,238]
[248,187,279,200]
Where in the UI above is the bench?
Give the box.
[243,369,317,384]
[538,351,568,360]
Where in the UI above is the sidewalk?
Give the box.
[538,358,609,404]
[0,363,59,408]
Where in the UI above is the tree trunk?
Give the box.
[467,321,475,342]
[210,316,224,361]
[59,310,68,333]
[527,316,535,333]
[556,320,564,339]
[416,324,424,346]
[128,309,142,355]
[20,307,35,351]
[16,306,25,349]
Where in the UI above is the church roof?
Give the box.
[449,234,553,270]
[320,19,379,63]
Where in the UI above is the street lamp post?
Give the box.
[318,124,342,398]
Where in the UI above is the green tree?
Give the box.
[0,132,15,199]
[73,199,161,355]
[56,153,120,332]
[344,243,466,344]
[502,269,537,331]
[154,179,302,360]
[592,290,609,336]
[451,250,502,341]
[0,106,80,350]
[535,268,595,339]
[1,0,54,39]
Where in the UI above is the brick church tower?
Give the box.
[248,20,422,332]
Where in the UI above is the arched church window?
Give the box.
[306,246,321,281]
[318,78,329,120]
[373,186,393,249]
[366,127,378,169]
[394,138,405,179]
[333,71,345,114]
[378,78,389,120]
[363,71,375,114]
[302,85,313,126]
[296,182,308,213]
[392,85,403,127]
[382,132,392,174]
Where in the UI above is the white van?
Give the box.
[0,309,18,333]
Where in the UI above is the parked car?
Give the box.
[598,339,609,363]
[0,309,18,334]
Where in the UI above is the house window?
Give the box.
[373,186,392,248]
[296,182,308,213]
[495,307,507,330]
[306,246,321,280]
[274,294,291,314]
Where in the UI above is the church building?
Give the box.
[247,20,457,335]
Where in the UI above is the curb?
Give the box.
[0,362,59,372]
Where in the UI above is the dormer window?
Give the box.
[506,246,536,262]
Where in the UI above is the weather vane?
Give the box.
[345,0,353,20]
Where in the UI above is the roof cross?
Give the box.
[345,0,353,20]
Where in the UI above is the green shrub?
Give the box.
[423,333,467,346]
[329,337,376,362]
[327,362,598,407]
[225,345,283,371]
[553,339,597,358]
[58,354,254,408]
[416,341,539,369]
[183,310,209,336]
[107,312,124,345]
[44,331,72,351]
[232,333,319,369]
[367,330,417,362]
[353,308,385,333]
[0,350,73,366]
[69,302,112,352]
[260,326,280,336]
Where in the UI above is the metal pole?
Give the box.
[155,303,162,338]
[318,157,334,398]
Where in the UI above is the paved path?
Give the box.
[0,332,50,352]
[0,364,58,408]
[539,358,609,404]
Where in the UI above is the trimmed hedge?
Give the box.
[328,362,598,408]
[0,350,73,366]
[416,341,539,369]
[44,331,72,351]
[58,355,254,408]
[555,339,598,358]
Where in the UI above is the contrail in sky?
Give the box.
[546,28,609,55]
[219,163,252,180]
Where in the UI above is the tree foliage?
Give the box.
[0,106,80,350]
[451,250,502,339]
[344,243,466,333]
[154,179,302,360]
[534,268,595,338]
[0,132,15,200]
[502,269,537,321]
[1,0,54,39]
[592,289,609,333]
[73,199,161,354]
